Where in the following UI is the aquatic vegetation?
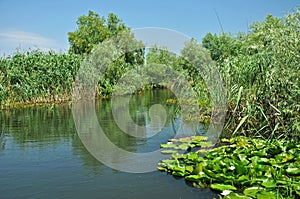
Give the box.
[202,9,300,140]
[0,50,82,106]
[158,136,300,199]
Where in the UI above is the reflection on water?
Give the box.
[0,89,217,199]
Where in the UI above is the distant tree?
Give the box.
[202,32,243,61]
[68,10,128,55]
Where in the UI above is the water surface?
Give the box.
[0,89,218,198]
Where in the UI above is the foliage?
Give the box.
[74,30,145,98]
[158,136,300,199]
[68,10,128,55]
[202,8,300,139]
[145,42,219,123]
[0,50,82,106]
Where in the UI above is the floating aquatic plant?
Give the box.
[158,136,300,199]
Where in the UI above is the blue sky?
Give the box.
[0,0,299,55]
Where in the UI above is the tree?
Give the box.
[68,10,128,55]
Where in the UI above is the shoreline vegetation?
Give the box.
[1,7,299,199]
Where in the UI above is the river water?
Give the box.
[0,89,218,199]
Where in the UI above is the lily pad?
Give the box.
[256,190,276,199]
[261,178,276,188]
[185,165,194,173]
[176,143,192,150]
[243,186,261,198]
[185,174,201,182]
[211,183,237,191]
[160,143,177,149]
[286,167,300,175]
[161,150,177,154]
[225,192,252,199]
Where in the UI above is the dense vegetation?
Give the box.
[1,8,299,139]
[158,136,300,198]
[0,51,82,105]
[0,11,144,106]
[0,6,299,199]
[156,8,300,199]
[202,9,300,140]
[146,9,300,140]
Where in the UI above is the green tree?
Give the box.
[68,10,128,55]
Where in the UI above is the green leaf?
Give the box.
[172,171,185,177]
[243,187,261,198]
[176,143,192,150]
[157,166,168,172]
[185,165,194,173]
[225,192,252,199]
[261,178,276,188]
[286,167,300,175]
[199,141,213,148]
[211,183,237,191]
[161,150,177,154]
[256,190,276,199]
[161,159,177,165]
[185,152,199,162]
[237,175,249,183]
[185,174,201,182]
[160,143,177,149]
[232,115,248,136]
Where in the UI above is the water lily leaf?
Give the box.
[238,175,249,183]
[225,192,252,199]
[175,143,191,150]
[161,150,177,154]
[157,166,168,172]
[238,154,249,165]
[172,171,185,177]
[276,180,289,185]
[161,159,177,165]
[232,158,248,174]
[251,148,268,157]
[256,190,276,199]
[261,178,276,188]
[192,135,208,141]
[251,177,267,184]
[185,165,194,173]
[203,168,217,178]
[276,152,295,163]
[193,163,204,174]
[185,174,201,182]
[184,153,200,165]
[196,149,209,154]
[243,187,261,198]
[171,153,185,160]
[160,143,177,149]
[174,136,208,143]
[218,173,236,182]
[286,167,300,175]
[282,153,295,163]
[211,183,237,191]
[259,158,271,165]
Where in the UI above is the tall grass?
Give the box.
[203,8,300,140]
[0,50,82,106]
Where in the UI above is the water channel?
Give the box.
[0,89,218,198]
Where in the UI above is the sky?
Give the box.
[0,0,299,55]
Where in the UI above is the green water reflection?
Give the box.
[0,89,217,199]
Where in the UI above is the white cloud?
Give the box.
[0,29,66,54]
